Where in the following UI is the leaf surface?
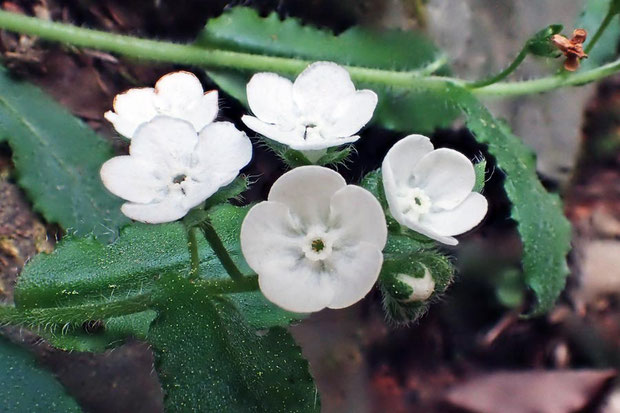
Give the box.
[0,67,127,242]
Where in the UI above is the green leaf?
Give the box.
[452,86,571,315]
[149,275,319,413]
[527,24,564,57]
[198,7,458,133]
[473,158,487,193]
[15,204,298,330]
[0,67,128,242]
[578,0,620,69]
[0,336,82,412]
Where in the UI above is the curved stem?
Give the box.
[0,293,154,328]
[467,46,529,88]
[199,219,246,283]
[0,10,619,98]
[584,9,617,55]
[474,57,620,96]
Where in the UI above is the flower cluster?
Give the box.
[100,62,488,314]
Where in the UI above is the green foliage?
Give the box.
[451,86,572,315]
[197,7,458,133]
[15,204,298,351]
[149,274,319,413]
[578,0,620,69]
[0,67,127,242]
[0,336,82,412]
[473,158,487,193]
[527,25,564,57]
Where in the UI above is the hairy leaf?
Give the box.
[149,275,319,413]
[452,86,571,315]
[197,7,458,133]
[0,336,82,412]
[0,67,127,242]
[15,204,298,341]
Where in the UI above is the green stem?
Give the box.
[186,225,200,281]
[0,293,154,328]
[467,46,529,88]
[474,57,620,96]
[0,10,619,97]
[199,219,246,283]
[584,9,617,55]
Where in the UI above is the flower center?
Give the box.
[399,187,432,222]
[311,238,325,252]
[172,174,187,184]
[301,230,333,262]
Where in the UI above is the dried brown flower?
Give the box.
[551,28,588,71]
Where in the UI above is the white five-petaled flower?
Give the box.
[240,166,387,313]
[101,117,252,224]
[382,135,488,245]
[241,61,378,156]
[104,71,219,138]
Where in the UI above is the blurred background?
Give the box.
[0,0,618,412]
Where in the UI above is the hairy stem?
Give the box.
[0,11,619,97]
[0,293,154,328]
[199,219,246,283]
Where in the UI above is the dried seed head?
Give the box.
[551,28,588,71]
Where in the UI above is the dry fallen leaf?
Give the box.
[444,369,616,413]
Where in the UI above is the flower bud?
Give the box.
[379,248,454,325]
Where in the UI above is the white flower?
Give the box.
[101,116,252,224]
[382,134,488,246]
[104,71,219,138]
[240,166,387,313]
[241,61,378,154]
[396,266,435,302]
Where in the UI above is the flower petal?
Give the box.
[240,201,303,273]
[382,134,434,187]
[192,121,252,179]
[268,166,346,228]
[121,194,187,224]
[323,90,378,137]
[242,115,305,146]
[241,201,333,313]
[327,242,383,309]
[154,71,204,109]
[413,148,476,209]
[293,62,356,118]
[179,178,223,210]
[182,90,219,132]
[328,185,387,249]
[107,87,158,137]
[100,156,164,204]
[130,117,198,168]
[421,192,488,237]
[246,73,296,126]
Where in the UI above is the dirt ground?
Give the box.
[0,1,619,412]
